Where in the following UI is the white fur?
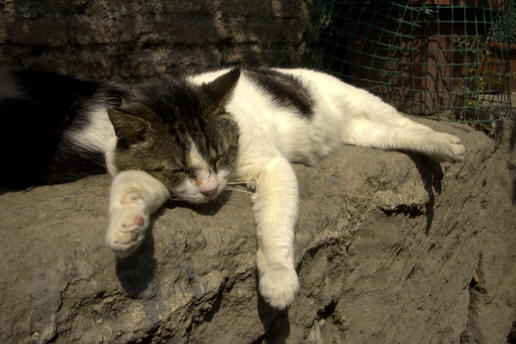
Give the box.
[72,68,465,309]
[187,138,211,170]
[190,68,465,308]
[66,106,119,175]
[106,170,170,256]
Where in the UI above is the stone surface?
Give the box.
[1,119,515,343]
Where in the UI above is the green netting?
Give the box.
[305,0,513,123]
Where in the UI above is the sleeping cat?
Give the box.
[0,68,465,309]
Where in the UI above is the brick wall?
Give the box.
[0,0,316,81]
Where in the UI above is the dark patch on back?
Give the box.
[246,69,314,117]
[44,144,106,184]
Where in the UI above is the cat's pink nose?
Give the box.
[201,188,217,198]
[195,170,218,198]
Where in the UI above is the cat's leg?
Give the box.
[106,170,170,256]
[342,118,465,162]
[240,155,300,309]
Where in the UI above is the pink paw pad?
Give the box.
[134,216,145,226]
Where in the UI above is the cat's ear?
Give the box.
[201,68,240,109]
[107,108,150,144]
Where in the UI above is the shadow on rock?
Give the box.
[0,185,35,196]
[255,271,291,343]
[409,153,444,234]
[164,189,233,216]
[115,230,157,299]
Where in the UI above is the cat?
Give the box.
[0,68,465,310]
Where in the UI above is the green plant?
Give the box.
[451,37,492,121]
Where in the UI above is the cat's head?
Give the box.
[107,69,240,204]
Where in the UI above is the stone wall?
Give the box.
[0,0,316,81]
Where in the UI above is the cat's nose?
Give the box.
[195,170,218,198]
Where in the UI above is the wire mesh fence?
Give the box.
[305,0,514,124]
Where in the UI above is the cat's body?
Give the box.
[0,68,465,309]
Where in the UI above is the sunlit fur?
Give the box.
[106,68,464,309]
[188,68,464,309]
[2,68,465,310]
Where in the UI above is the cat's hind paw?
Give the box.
[428,132,465,163]
[259,266,300,310]
[106,203,149,257]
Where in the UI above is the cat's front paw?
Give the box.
[429,132,465,162]
[106,196,149,257]
[259,266,299,310]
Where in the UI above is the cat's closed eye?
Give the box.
[214,148,237,169]
[212,154,223,167]
[147,165,188,178]
[148,165,165,172]
[167,167,190,176]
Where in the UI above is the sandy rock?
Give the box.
[1,119,515,343]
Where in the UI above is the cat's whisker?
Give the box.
[227,177,255,183]
[226,181,254,186]
[168,196,186,201]
[223,186,253,194]
[227,172,251,180]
